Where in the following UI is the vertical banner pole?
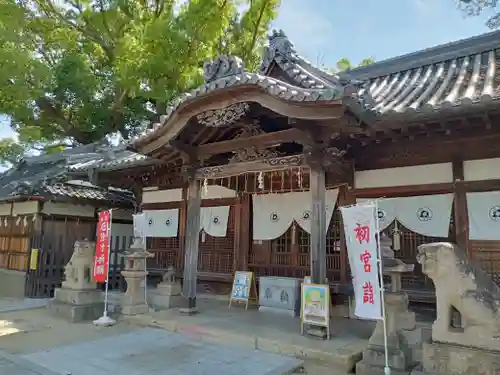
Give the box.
[143,225,149,309]
[103,208,112,318]
[93,209,116,327]
[374,200,390,375]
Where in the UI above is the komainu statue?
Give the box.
[417,242,500,350]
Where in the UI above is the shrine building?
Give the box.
[70,29,500,307]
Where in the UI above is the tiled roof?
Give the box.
[128,54,361,148]
[68,145,150,172]
[0,141,134,205]
[129,29,500,153]
[346,48,499,121]
[262,29,500,122]
[43,182,134,205]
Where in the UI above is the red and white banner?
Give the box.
[340,203,383,320]
[93,210,111,283]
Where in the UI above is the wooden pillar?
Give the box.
[239,194,251,271]
[310,165,327,284]
[181,174,201,312]
[177,186,188,272]
[452,158,469,254]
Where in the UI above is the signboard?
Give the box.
[29,248,38,270]
[340,203,383,320]
[92,210,111,283]
[229,271,257,309]
[300,283,331,339]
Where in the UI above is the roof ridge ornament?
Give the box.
[260,29,297,74]
[203,55,245,83]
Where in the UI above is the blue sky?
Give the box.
[0,0,493,142]
[272,0,491,67]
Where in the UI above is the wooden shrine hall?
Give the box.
[71,29,500,307]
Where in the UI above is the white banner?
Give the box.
[252,190,339,240]
[200,206,231,237]
[340,203,383,321]
[467,191,500,240]
[143,209,179,238]
[133,213,146,238]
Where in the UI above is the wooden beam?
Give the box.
[168,140,197,161]
[354,178,500,199]
[195,154,306,179]
[354,182,453,198]
[196,128,306,157]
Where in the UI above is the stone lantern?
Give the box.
[121,237,153,315]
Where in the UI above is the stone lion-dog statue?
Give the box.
[417,242,500,350]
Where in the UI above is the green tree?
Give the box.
[456,0,500,29]
[0,0,280,164]
[324,57,375,73]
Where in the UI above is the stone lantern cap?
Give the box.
[122,237,154,259]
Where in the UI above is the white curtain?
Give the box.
[358,198,398,231]
[393,194,453,237]
[253,192,299,240]
[467,191,500,240]
[295,189,339,234]
[253,189,339,240]
[200,206,231,237]
[143,209,179,238]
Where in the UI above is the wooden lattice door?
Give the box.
[198,206,235,275]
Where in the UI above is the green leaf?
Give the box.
[0,0,280,164]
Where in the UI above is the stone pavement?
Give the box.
[22,327,303,375]
[0,298,48,313]
[126,298,373,372]
[0,350,58,375]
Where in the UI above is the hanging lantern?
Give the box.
[258,172,264,190]
[32,213,37,222]
[392,220,401,251]
[291,222,296,245]
[23,216,28,228]
[3,217,7,227]
[15,216,21,226]
[203,178,209,197]
[201,230,206,243]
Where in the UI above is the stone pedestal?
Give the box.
[356,292,424,375]
[356,252,424,375]
[149,282,182,309]
[412,340,500,375]
[48,240,104,322]
[121,242,153,316]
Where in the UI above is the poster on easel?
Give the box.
[302,276,334,318]
[300,283,330,340]
[229,271,258,309]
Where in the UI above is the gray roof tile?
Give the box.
[0,141,134,205]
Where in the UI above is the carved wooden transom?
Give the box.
[228,122,281,164]
[196,102,249,127]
